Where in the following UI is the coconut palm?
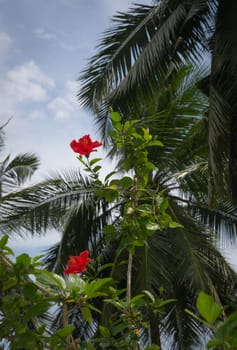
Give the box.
[0,123,40,235]
[2,68,237,349]
[79,0,237,205]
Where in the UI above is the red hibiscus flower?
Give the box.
[64,250,92,275]
[70,134,102,156]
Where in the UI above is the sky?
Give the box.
[1,0,150,179]
[0,0,152,255]
[1,0,237,270]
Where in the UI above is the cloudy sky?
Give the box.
[1,0,237,270]
[1,0,152,255]
[1,0,150,180]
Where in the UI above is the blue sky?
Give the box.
[0,0,151,255]
[1,0,150,179]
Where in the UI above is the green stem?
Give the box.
[62,302,79,350]
[62,302,69,328]
[127,251,133,303]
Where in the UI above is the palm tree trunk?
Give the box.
[150,313,161,348]
[209,0,237,203]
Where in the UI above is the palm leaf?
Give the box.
[1,153,40,194]
[79,1,215,138]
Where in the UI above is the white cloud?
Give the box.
[29,109,47,120]
[34,27,57,41]
[47,80,79,120]
[0,60,55,118]
[0,32,12,65]
[7,60,54,99]
[34,27,75,51]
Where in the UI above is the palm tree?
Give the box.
[2,69,237,349]
[0,123,40,236]
[79,0,237,205]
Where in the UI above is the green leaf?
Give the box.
[111,321,129,336]
[24,301,50,322]
[168,221,183,228]
[83,343,96,350]
[104,171,117,183]
[103,225,116,234]
[23,282,38,299]
[16,253,31,267]
[3,246,14,256]
[119,176,134,188]
[36,270,66,293]
[0,235,8,249]
[99,325,111,337]
[3,277,17,291]
[207,338,222,349]
[55,325,75,338]
[110,111,121,122]
[90,158,102,166]
[84,278,113,299]
[142,290,156,303]
[97,262,114,273]
[146,222,160,231]
[196,291,222,324]
[215,310,237,341]
[81,306,93,323]
[160,197,169,212]
[130,293,145,305]
[147,140,164,147]
[158,299,177,308]
[93,165,101,173]
[88,303,102,314]
[145,345,160,350]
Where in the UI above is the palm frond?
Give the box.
[0,170,96,236]
[1,153,40,194]
[79,1,215,138]
[43,198,117,273]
